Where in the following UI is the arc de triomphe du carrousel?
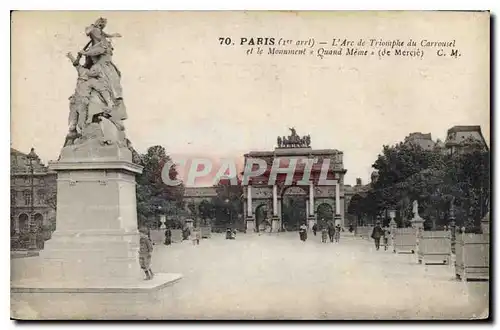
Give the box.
[242,128,347,232]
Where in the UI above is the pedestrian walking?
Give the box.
[226,228,235,240]
[321,227,328,243]
[334,224,341,243]
[164,227,172,245]
[383,226,390,251]
[328,222,335,243]
[191,227,201,245]
[299,223,308,242]
[371,221,385,251]
[139,227,154,280]
[312,223,318,236]
[182,224,190,241]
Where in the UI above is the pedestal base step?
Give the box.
[11,273,182,293]
[11,273,183,320]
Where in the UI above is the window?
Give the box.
[10,190,15,206]
[23,190,31,205]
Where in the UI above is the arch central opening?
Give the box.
[281,186,307,231]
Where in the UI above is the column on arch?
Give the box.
[335,182,340,215]
[272,185,278,216]
[309,181,314,216]
[247,185,252,217]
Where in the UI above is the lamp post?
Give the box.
[27,148,37,250]
[449,198,457,255]
[388,209,397,253]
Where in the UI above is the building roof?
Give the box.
[406,132,432,140]
[404,132,435,150]
[445,125,488,149]
[245,148,342,157]
[10,148,26,156]
[447,125,482,134]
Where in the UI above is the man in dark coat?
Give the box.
[312,223,318,236]
[328,222,335,243]
[164,227,172,245]
[371,221,385,250]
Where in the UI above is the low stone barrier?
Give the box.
[150,229,164,244]
[455,233,489,281]
[417,231,451,265]
[171,229,183,243]
[200,226,212,238]
[394,228,417,254]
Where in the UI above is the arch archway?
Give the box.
[316,203,334,228]
[255,204,270,232]
[18,213,29,232]
[281,186,307,231]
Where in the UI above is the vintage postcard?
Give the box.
[10,11,490,320]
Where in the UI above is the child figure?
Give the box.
[334,224,341,243]
[321,227,328,243]
[138,228,154,280]
[383,226,390,251]
[190,227,200,245]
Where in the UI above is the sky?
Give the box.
[10,11,490,186]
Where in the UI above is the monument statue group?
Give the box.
[12,18,181,318]
[277,127,311,148]
[64,17,128,148]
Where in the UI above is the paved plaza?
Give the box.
[11,232,488,320]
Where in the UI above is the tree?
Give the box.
[364,139,489,231]
[136,145,185,228]
[198,200,215,225]
[211,178,243,227]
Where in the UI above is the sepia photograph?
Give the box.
[9,10,490,320]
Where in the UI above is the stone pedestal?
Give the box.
[481,212,490,235]
[271,216,281,232]
[389,219,397,253]
[11,145,182,317]
[37,154,144,283]
[185,219,194,230]
[410,217,425,230]
[246,218,255,233]
[334,214,342,227]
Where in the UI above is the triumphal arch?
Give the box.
[242,128,347,232]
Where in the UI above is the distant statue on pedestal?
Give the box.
[410,200,424,229]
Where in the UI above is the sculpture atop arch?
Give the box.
[277,127,311,148]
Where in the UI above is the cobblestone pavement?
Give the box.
[151,232,489,319]
[11,232,489,320]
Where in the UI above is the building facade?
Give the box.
[445,125,488,155]
[404,132,436,150]
[10,148,57,237]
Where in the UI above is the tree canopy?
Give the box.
[348,141,489,231]
[135,145,185,228]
